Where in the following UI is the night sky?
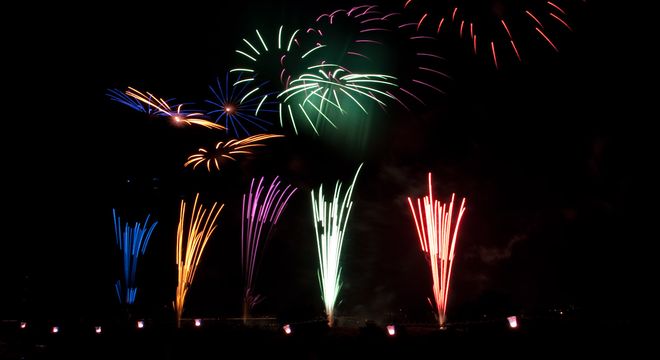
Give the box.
[5,1,647,325]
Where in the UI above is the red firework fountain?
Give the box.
[408,172,466,328]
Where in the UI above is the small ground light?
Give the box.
[194,319,202,327]
[20,322,27,329]
[507,316,518,329]
[137,320,144,329]
[51,326,59,334]
[386,325,396,336]
[95,326,102,334]
[283,324,292,335]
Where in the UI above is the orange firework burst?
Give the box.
[184,134,284,172]
[125,87,226,130]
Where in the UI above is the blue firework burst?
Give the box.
[205,72,278,137]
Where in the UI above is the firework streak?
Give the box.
[174,194,224,327]
[184,134,284,172]
[403,0,574,68]
[241,177,297,320]
[407,173,466,327]
[205,72,278,137]
[125,87,226,130]
[112,209,158,304]
[311,164,363,327]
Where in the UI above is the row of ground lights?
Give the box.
[18,317,520,334]
[18,319,205,333]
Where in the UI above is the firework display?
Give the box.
[407,173,466,327]
[403,0,574,68]
[304,5,393,72]
[206,72,278,137]
[241,177,297,320]
[112,209,158,304]
[96,0,590,332]
[184,134,284,172]
[125,87,226,130]
[106,88,159,114]
[232,26,305,91]
[174,194,224,327]
[311,164,363,327]
[278,64,398,134]
[230,25,308,131]
[383,15,451,107]
[297,5,451,108]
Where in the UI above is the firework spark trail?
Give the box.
[125,87,226,130]
[311,164,363,327]
[303,5,450,109]
[305,5,452,111]
[231,26,303,107]
[231,25,360,135]
[112,209,158,305]
[174,194,224,328]
[403,0,574,68]
[241,177,297,320]
[407,173,466,327]
[232,25,302,85]
[372,14,451,108]
[106,88,158,114]
[232,16,405,135]
[296,6,405,126]
[310,5,393,67]
[184,134,284,172]
[277,65,398,134]
[205,72,278,137]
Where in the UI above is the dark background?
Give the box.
[4,0,647,326]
